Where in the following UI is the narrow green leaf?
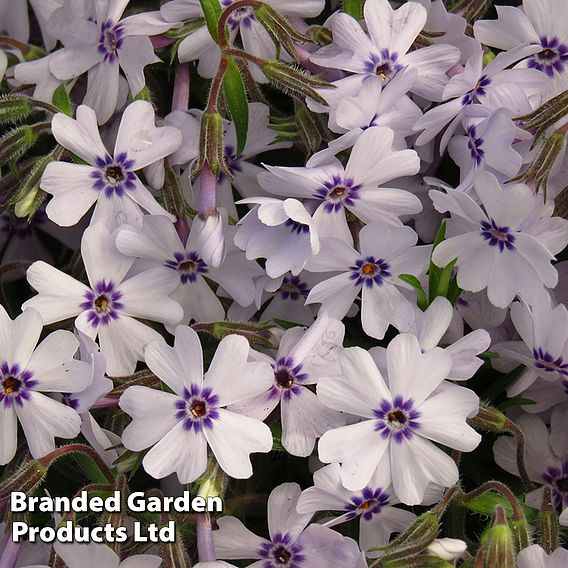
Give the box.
[497,397,536,411]
[482,364,525,403]
[399,273,428,311]
[199,0,222,41]
[428,221,447,304]
[52,84,72,116]
[432,220,447,250]
[223,58,248,156]
[343,0,363,20]
[436,257,457,298]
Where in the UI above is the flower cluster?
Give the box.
[1,0,568,566]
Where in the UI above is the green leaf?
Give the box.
[199,0,222,41]
[343,0,364,20]
[481,364,525,403]
[435,257,457,299]
[497,397,536,411]
[399,274,428,311]
[428,221,447,304]
[272,318,300,330]
[223,58,248,156]
[52,84,72,116]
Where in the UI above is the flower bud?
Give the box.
[469,403,508,432]
[262,60,333,106]
[538,486,560,553]
[0,94,33,124]
[192,212,226,267]
[193,111,230,178]
[484,505,516,568]
[516,90,568,145]
[427,538,467,561]
[307,25,333,46]
[295,103,328,154]
[194,320,282,350]
[0,124,40,165]
[383,556,454,568]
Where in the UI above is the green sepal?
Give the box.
[223,58,249,156]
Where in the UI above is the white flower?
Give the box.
[517,544,568,568]
[370,296,491,381]
[116,215,262,326]
[296,462,416,553]
[317,334,481,504]
[119,326,274,482]
[52,541,161,568]
[234,197,320,279]
[309,0,460,107]
[41,102,182,229]
[430,172,566,308]
[305,223,430,340]
[0,307,91,464]
[474,0,568,96]
[493,406,568,510]
[258,126,422,244]
[427,538,467,561]
[229,313,345,457]
[212,482,365,567]
[23,223,183,376]
[48,0,174,123]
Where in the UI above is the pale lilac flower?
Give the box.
[474,0,568,96]
[305,224,430,340]
[519,376,568,414]
[13,51,65,106]
[370,296,491,381]
[430,172,564,308]
[494,406,568,510]
[414,47,545,148]
[0,522,49,567]
[258,126,422,244]
[308,0,460,108]
[161,0,324,81]
[427,538,467,561]
[494,293,568,397]
[0,307,92,464]
[52,541,162,568]
[234,197,320,279]
[317,334,481,503]
[41,102,182,229]
[296,462,416,553]
[116,214,262,326]
[212,482,365,567]
[120,326,274,482]
[517,544,568,568]
[0,0,28,42]
[22,223,183,376]
[229,313,345,457]
[48,0,175,123]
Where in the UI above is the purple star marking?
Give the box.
[0,363,37,408]
[175,383,220,432]
[374,396,421,443]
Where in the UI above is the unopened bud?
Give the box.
[295,103,328,154]
[262,60,333,106]
[538,486,560,553]
[0,459,48,504]
[427,538,467,561]
[197,320,282,350]
[0,124,41,165]
[307,25,332,46]
[383,556,454,568]
[469,403,508,432]
[0,95,33,124]
[14,186,38,218]
[484,505,516,568]
[515,90,568,145]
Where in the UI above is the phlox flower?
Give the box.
[212,482,365,567]
[0,307,92,464]
[258,126,422,244]
[229,312,345,457]
[234,197,320,279]
[40,102,182,229]
[23,223,183,376]
[48,0,175,123]
[517,544,568,568]
[317,334,481,504]
[119,326,274,482]
[494,405,568,510]
[305,223,430,340]
[430,172,565,308]
[116,214,262,326]
[296,462,416,553]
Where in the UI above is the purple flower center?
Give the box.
[278,275,309,301]
[528,36,568,78]
[165,251,208,284]
[542,462,568,509]
[92,153,137,198]
[270,357,307,401]
[221,0,255,30]
[461,75,491,105]
[345,487,391,521]
[98,20,125,64]
[314,175,362,213]
[80,280,124,327]
[480,219,516,252]
[258,532,305,568]
[175,384,220,432]
[0,363,37,408]
[374,396,421,443]
[350,256,391,288]
[532,348,568,376]
[467,124,485,165]
[365,50,402,84]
